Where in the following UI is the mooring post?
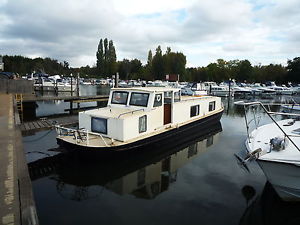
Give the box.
[71,75,73,96]
[70,100,73,115]
[77,73,80,97]
[115,72,119,88]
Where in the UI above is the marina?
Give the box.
[1,0,300,223]
[2,83,300,225]
[19,84,300,225]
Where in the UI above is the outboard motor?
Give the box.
[270,136,288,151]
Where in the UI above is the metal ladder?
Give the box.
[15,93,23,122]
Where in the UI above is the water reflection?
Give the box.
[24,85,110,119]
[240,182,300,225]
[28,123,222,201]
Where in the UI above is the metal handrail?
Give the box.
[55,125,109,147]
[117,108,144,118]
[234,101,300,152]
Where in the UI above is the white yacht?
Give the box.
[236,101,300,201]
[55,87,224,153]
[271,86,294,95]
[203,82,233,97]
[181,83,207,96]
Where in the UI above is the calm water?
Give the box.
[23,89,300,225]
[33,85,110,117]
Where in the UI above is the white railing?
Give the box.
[117,108,144,118]
[55,125,109,147]
[234,101,300,152]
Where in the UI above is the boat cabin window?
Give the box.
[111,91,129,105]
[139,115,147,133]
[209,101,216,111]
[190,105,200,117]
[91,117,107,134]
[174,91,180,102]
[153,94,162,107]
[129,92,149,107]
[164,91,172,104]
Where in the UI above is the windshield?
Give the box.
[111,91,129,105]
[129,92,149,107]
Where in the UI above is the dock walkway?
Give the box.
[21,115,78,133]
[0,94,38,225]
[22,94,108,103]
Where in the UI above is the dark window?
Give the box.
[164,91,172,104]
[111,91,128,105]
[139,115,147,133]
[129,92,149,107]
[153,94,162,107]
[190,105,200,117]
[209,101,216,111]
[91,117,107,134]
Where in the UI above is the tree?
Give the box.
[108,40,117,75]
[96,39,104,75]
[236,60,252,82]
[152,46,164,80]
[117,59,131,80]
[144,50,153,80]
[287,57,300,83]
[96,38,117,77]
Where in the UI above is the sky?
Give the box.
[0,0,299,68]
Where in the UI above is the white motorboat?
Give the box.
[236,101,300,201]
[55,87,224,154]
[203,82,233,97]
[281,104,300,112]
[271,86,294,95]
[181,83,207,96]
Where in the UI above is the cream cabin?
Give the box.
[55,87,224,152]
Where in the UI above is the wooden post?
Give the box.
[228,79,231,97]
[115,72,119,88]
[77,73,79,97]
[71,76,73,96]
[70,100,73,115]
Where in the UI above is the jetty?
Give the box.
[21,115,78,134]
[0,94,38,225]
[21,94,109,103]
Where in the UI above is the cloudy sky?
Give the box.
[0,0,299,68]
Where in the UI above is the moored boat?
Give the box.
[236,101,300,201]
[55,87,224,153]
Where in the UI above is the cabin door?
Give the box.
[164,104,171,125]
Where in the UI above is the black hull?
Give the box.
[56,110,223,156]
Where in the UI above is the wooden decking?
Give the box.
[20,115,78,133]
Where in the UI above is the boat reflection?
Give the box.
[240,182,300,225]
[29,122,222,201]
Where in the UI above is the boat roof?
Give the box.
[111,87,180,93]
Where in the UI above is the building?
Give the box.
[0,55,4,71]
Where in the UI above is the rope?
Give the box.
[23,129,53,142]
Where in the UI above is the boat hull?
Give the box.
[257,159,300,201]
[57,110,223,155]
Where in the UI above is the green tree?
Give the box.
[236,60,252,82]
[96,39,104,76]
[96,38,117,77]
[108,40,117,75]
[287,57,300,83]
[144,50,153,80]
[152,46,165,80]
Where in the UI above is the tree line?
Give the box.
[1,38,300,83]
